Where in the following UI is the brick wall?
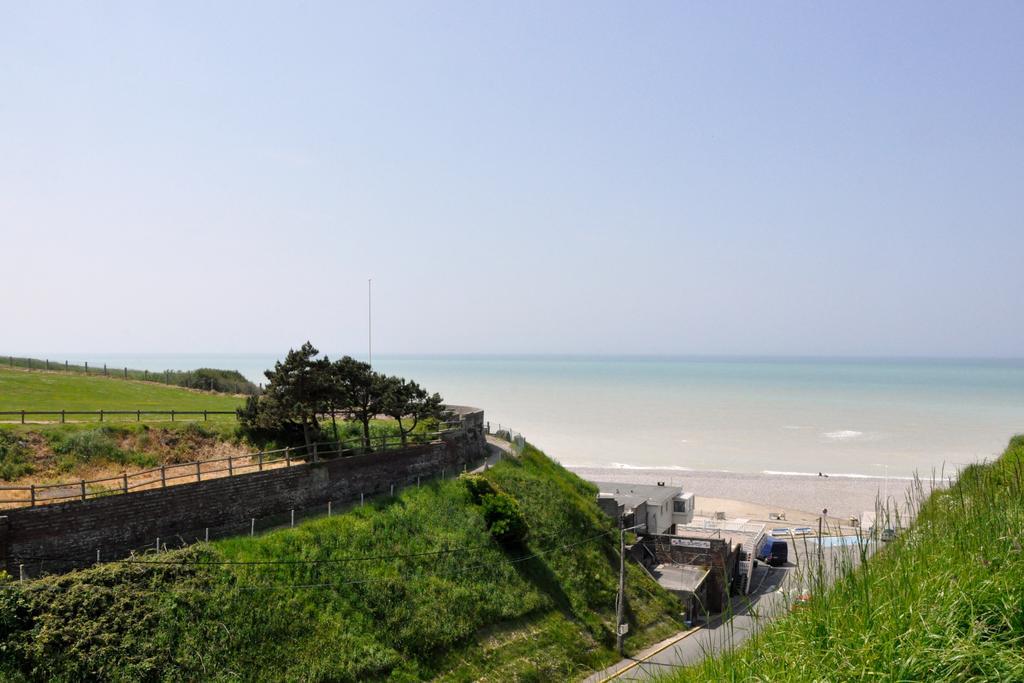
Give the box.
[0,409,485,576]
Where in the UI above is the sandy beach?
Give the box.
[568,465,938,525]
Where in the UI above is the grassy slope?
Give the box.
[664,435,1024,681]
[0,444,685,682]
[0,367,243,416]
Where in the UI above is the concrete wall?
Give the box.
[1,408,486,576]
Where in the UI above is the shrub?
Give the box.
[50,429,121,461]
[461,473,498,503]
[0,432,33,481]
[481,492,528,544]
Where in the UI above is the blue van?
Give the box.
[757,536,788,567]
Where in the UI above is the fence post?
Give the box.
[286,448,291,467]
[99,409,104,423]
[360,492,364,507]
[45,359,49,370]
[290,510,295,527]
[96,549,100,564]
[258,452,264,471]
[19,564,24,582]
[328,500,332,516]
[124,367,128,379]
[205,528,209,542]
[171,410,175,422]
[85,361,88,373]
[390,484,394,496]
[65,360,68,371]
[161,465,166,488]
[137,410,141,422]
[228,455,233,476]
[80,480,86,501]
[196,462,201,482]
[251,518,255,537]
[204,410,208,421]
[20,410,25,425]
[312,443,318,463]
[122,473,128,494]
[156,537,160,553]
[417,475,421,488]
[30,485,35,507]
[104,364,107,376]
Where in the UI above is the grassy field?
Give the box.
[1,356,260,395]
[0,366,244,419]
[661,435,1024,681]
[0,444,685,681]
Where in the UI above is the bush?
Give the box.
[0,432,33,481]
[481,492,528,544]
[461,473,498,503]
[174,368,260,395]
[50,429,121,461]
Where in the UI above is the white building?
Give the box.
[592,481,695,534]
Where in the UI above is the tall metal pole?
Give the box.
[616,516,625,655]
[368,277,372,367]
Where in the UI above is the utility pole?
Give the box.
[616,521,645,656]
[368,277,372,367]
[616,517,625,655]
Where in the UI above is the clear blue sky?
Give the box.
[2,2,1022,357]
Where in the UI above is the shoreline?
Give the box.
[567,464,946,522]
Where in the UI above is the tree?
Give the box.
[258,342,333,450]
[334,356,385,450]
[380,377,444,446]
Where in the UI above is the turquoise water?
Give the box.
[45,354,1024,478]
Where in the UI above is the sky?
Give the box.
[2,2,1022,358]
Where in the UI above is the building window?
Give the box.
[674,500,686,513]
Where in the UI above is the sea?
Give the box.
[45,354,1024,480]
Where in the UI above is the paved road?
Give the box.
[471,436,513,473]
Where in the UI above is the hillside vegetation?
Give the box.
[663,435,1024,681]
[0,444,685,681]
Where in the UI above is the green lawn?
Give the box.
[0,444,686,681]
[0,367,243,420]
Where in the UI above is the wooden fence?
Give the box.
[0,429,460,509]
[0,410,238,424]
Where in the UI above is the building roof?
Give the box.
[590,481,681,511]
[675,519,766,552]
[651,564,710,593]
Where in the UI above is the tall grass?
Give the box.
[662,435,1024,681]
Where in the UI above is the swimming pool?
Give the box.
[817,535,864,548]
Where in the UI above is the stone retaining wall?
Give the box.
[1,408,485,576]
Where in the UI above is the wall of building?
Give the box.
[639,534,737,612]
[0,409,485,576]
